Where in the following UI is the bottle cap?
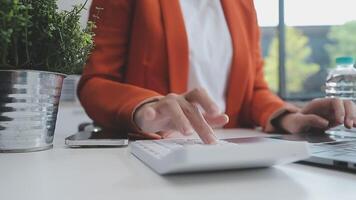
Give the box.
[336,57,354,65]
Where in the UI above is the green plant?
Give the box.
[0,0,95,74]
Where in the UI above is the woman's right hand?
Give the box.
[133,88,229,144]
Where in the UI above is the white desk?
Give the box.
[1,104,356,200]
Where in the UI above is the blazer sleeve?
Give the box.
[77,0,161,132]
[249,2,297,131]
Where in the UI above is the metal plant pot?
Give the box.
[0,70,66,152]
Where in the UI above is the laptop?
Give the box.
[271,131,356,171]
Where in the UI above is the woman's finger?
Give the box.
[159,130,185,139]
[184,88,220,115]
[204,114,229,128]
[128,132,162,140]
[343,100,356,129]
[301,114,329,130]
[331,98,346,124]
[142,106,156,121]
[133,90,223,143]
[158,97,193,135]
[179,100,217,144]
[134,102,159,132]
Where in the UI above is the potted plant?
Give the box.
[0,0,95,152]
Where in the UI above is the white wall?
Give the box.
[57,0,93,27]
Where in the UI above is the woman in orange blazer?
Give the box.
[78,0,356,144]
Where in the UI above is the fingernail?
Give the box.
[184,131,193,136]
[209,134,218,144]
[224,115,230,123]
[209,138,218,145]
[347,119,353,129]
[201,135,216,145]
[339,116,345,123]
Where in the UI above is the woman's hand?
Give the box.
[134,88,229,144]
[278,98,356,134]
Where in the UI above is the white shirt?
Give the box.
[180,0,233,113]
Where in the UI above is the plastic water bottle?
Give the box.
[325,56,356,137]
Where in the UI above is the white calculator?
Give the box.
[130,137,310,174]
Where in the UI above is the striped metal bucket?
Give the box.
[0,70,65,152]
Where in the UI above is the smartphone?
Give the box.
[65,123,129,147]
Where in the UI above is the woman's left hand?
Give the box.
[278,98,356,134]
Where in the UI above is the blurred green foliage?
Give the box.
[326,21,356,68]
[0,0,95,74]
[264,27,320,93]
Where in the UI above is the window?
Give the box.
[257,0,356,100]
[254,0,280,96]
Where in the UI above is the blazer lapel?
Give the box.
[160,0,189,94]
[221,0,251,127]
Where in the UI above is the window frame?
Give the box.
[276,0,326,101]
[277,0,287,99]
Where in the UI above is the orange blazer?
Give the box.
[78,0,288,133]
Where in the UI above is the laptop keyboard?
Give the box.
[310,140,356,160]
